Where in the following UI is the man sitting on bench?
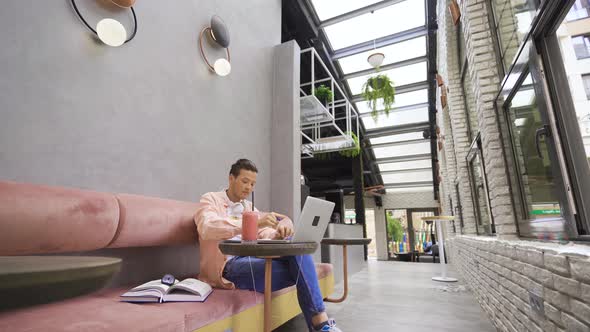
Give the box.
[194,159,342,332]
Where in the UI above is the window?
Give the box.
[566,0,590,21]
[490,0,539,73]
[467,136,495,235]
[572,35,590,59]
[462,63,478,141]
[584,74,590,99]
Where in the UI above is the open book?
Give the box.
[120,278,212,303]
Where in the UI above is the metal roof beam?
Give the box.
[370,138,428,149]
[332,26,427,60]
[343,55,428,80]
[375,153,431,164]
[358,102,429,118]
[383,181,433,189]
[379,167,432,175]
[352,81,429,102]
[365,121,429,139]
[319,0,407,28]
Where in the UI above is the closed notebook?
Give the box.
[120,278,212,303]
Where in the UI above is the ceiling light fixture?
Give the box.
[71,0,138,47]
[199,15,231,76]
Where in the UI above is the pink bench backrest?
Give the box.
[0,180,200,255]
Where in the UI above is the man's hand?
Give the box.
[276,224,294,239]
[258,212,279,229]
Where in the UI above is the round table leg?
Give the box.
[432,220,458,283]
[264,258,272,332]
[324,245,349,303]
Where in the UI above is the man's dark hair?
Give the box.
[229,159,258,177]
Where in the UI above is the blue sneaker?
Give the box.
[315,319,342,332]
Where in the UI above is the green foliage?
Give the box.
[338,131,360,158]
[361,74,396,120]
[314,85,334,105]
[386,214,404,243]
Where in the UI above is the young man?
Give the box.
[194,159,342,332]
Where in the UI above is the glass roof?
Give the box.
[307,0,433,192]
[312,0,382,21]
[386,187,433,193]
[361,107,428,130]
[337,36,427,74]
[369,132,425,145]
[355,89,428,114]
[322,0,425,50]
[378,159,432,171]
[373,141,430,159]
[381,170,432,184]
[347,61,427,95]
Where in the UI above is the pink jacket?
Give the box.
[194,191,293,289]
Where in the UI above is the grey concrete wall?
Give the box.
[0,0,281,285]
[271,41,301,222]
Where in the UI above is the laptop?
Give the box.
[234,196,335,244]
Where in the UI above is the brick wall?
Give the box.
[447,237,590,331]
[436,0,590,331]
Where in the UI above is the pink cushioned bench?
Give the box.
[0,180,334,331]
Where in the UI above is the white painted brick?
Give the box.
[570,258,590,284]
[562,313,590,332]
[553,274,581,299]
[544,253,570,276]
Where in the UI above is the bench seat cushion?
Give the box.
[0,263,333,332]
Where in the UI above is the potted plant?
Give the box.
[313,84,334,107]
[386,214,403,244]
[362,74,395,120]
[338,131,360,158]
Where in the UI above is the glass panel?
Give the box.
[369,132,424,145]
[470,151,493,235]
[311,0,382,21]
[385,187,433,193]
[506,74,564,238]
[381,171,432,184]
[572,35,590,59]
[361,107,428,129]
[324,0,425,50]
[566,0,590,21]
[373,142,430,159]
[462,66,478,139]
[558,15,590,165]
[491,0,538,71]
[378,159,432,171]
[338,37,426,74]
[356,89,428,113]
[347,62,427,95]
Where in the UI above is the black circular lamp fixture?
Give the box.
[199,15,231,76]
[71,0,137,47]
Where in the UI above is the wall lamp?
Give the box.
[71,0,137,47]
[199,15,231,76]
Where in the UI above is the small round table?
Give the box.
[421,216,458,282]
[321,238,372,303]
[219,241,318,332]
[0,256,122,310]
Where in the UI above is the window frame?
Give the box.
[583,73,590,99]
[466,133,496,236]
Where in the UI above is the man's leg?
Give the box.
[223,255,327,331]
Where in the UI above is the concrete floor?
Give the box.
[275,260,496,332]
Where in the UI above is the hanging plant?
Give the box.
[362,74,395,120]
[338,131,360,158]
[313,84,334,107]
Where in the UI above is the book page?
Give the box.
[128,279,175,294]
[168,278,212,296]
